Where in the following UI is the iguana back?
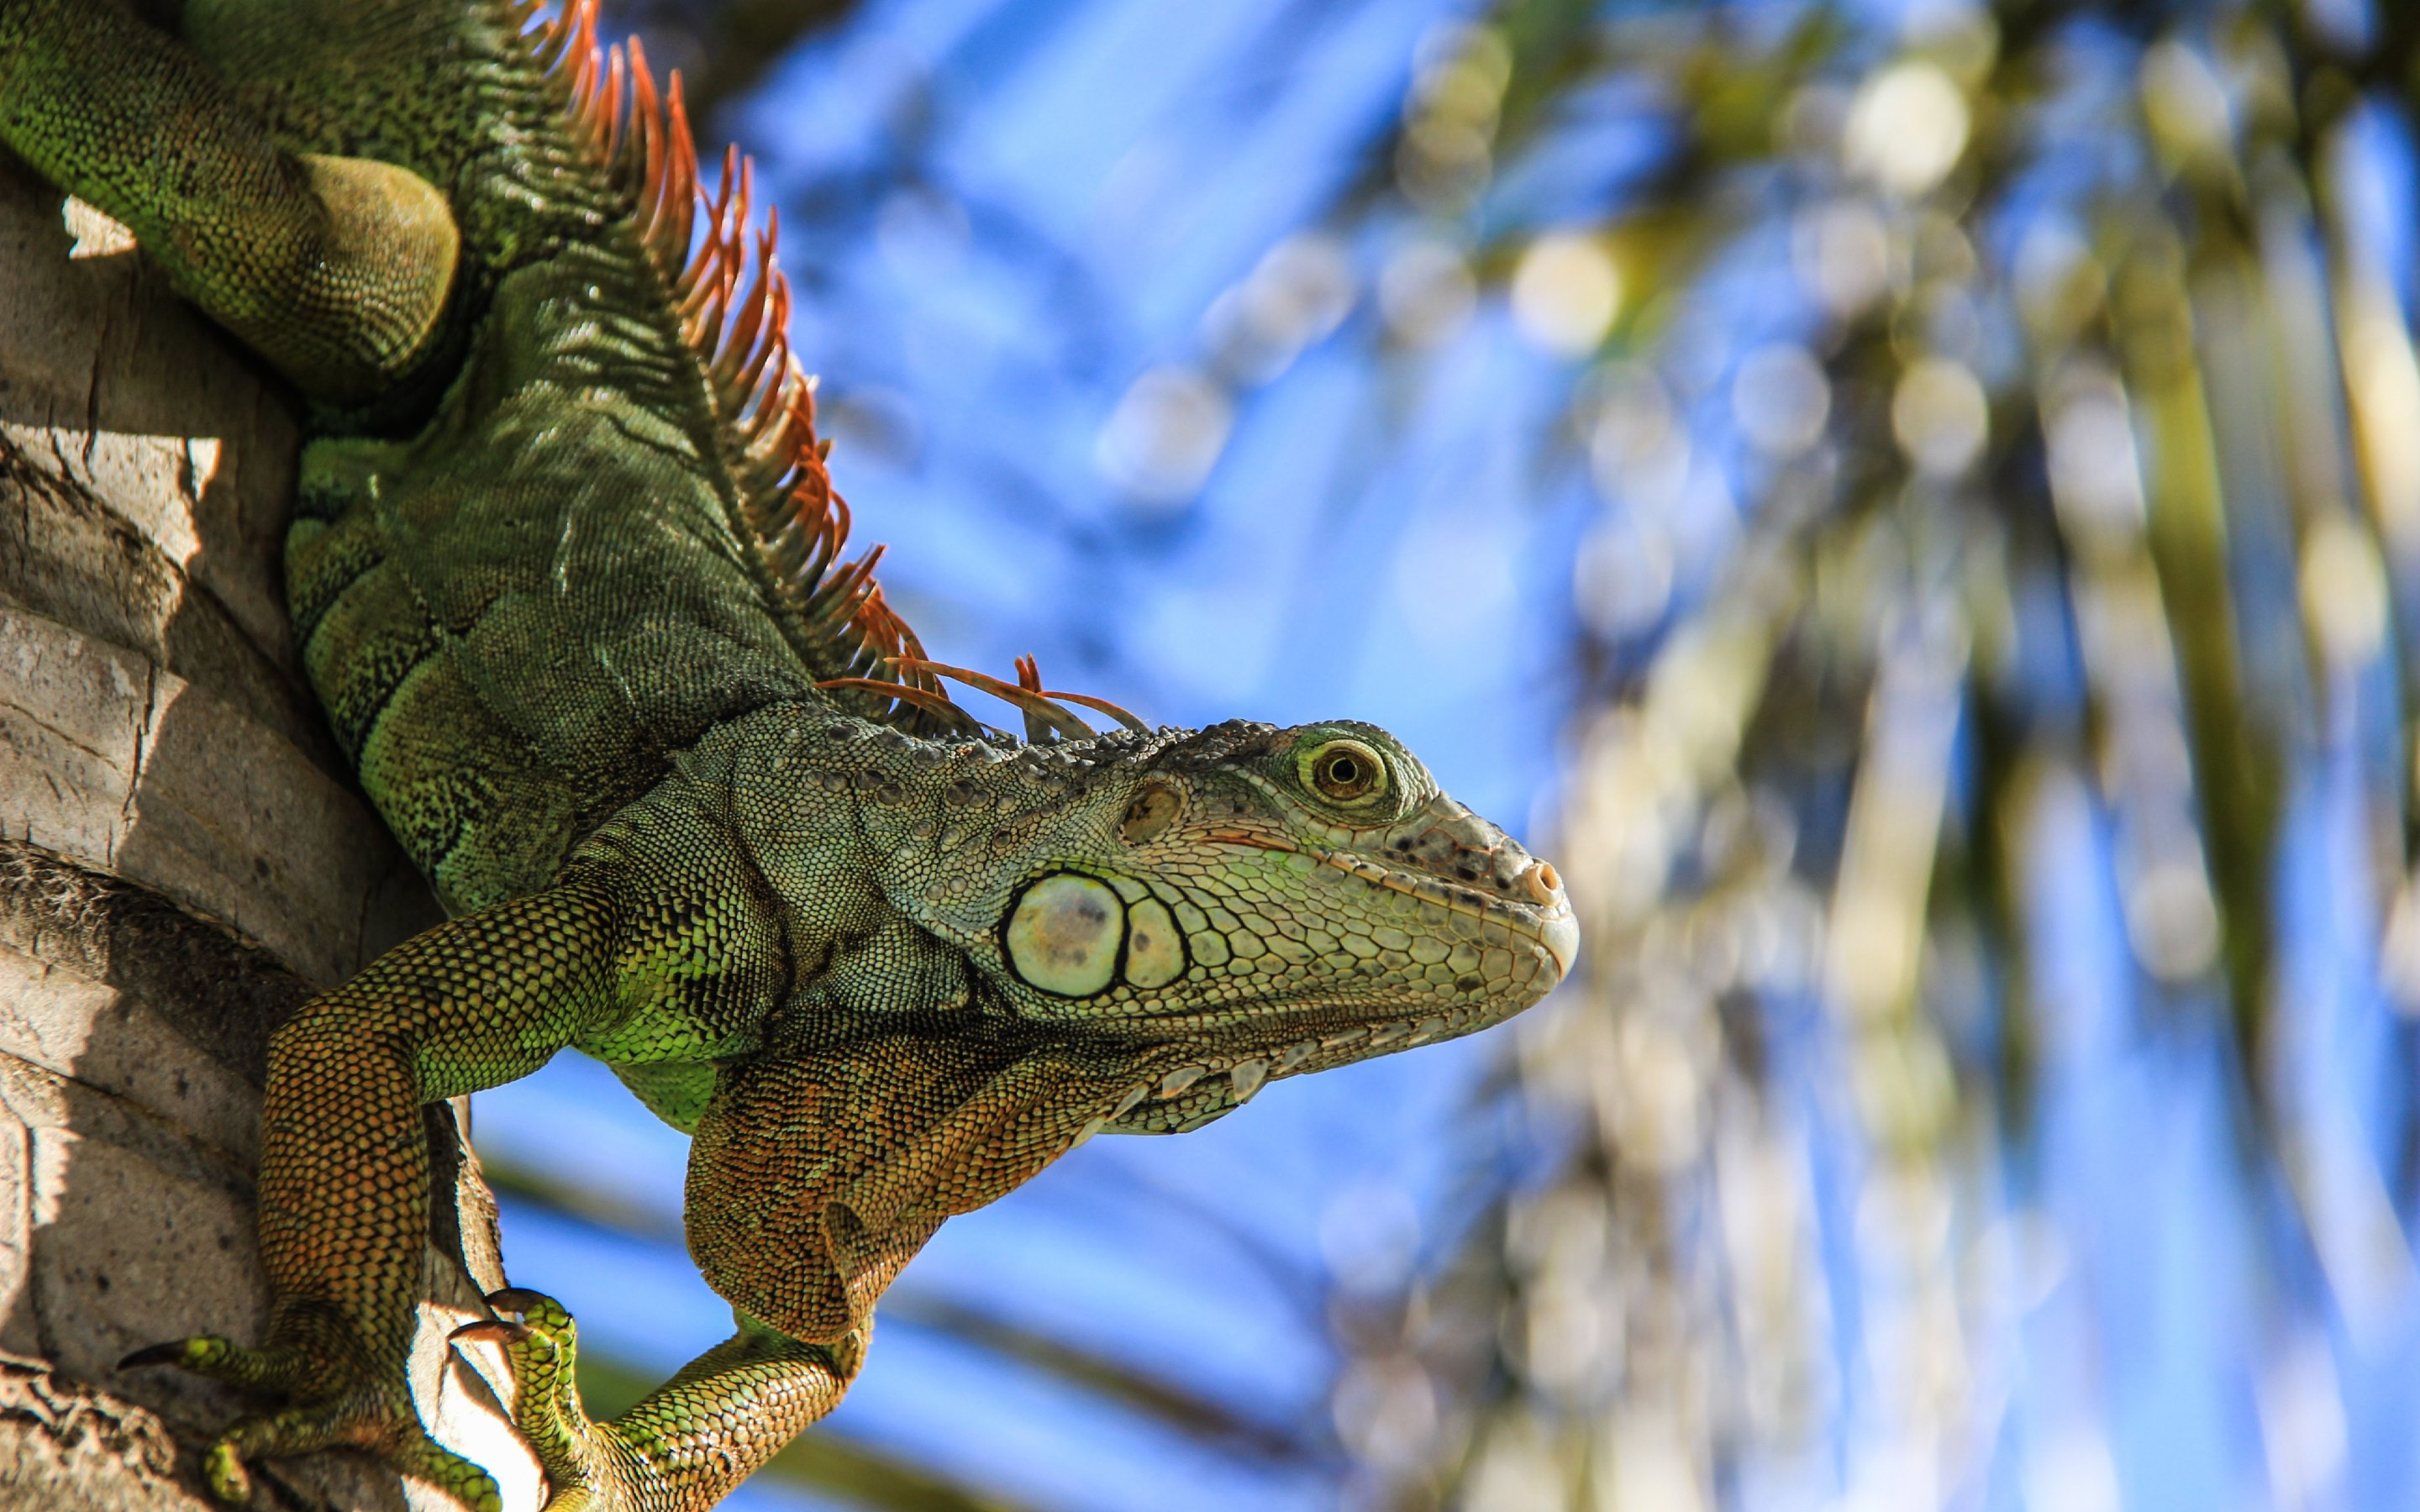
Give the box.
[193,0,921,910]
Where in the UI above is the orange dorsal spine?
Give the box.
[514,0,1134,744]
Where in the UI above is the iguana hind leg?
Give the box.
[0,0,455,402]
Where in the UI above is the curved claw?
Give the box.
[449,1318,531,1347]
[118,1341,193,1371]
[484,1286,560,1318]
[464,1288,616,1503]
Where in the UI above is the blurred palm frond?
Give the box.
[1294,1,2420,1506]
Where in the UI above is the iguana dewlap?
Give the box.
[0,1,1576,1506]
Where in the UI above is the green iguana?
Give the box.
[0,0,1577,1505]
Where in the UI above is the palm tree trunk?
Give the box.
[0,150,535,1510]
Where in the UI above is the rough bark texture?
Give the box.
[0,150,541,1510]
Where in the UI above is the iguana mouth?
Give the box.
[1202,827,1576,973]
[1201,831,1291,848]
[1081,900,1572,1136]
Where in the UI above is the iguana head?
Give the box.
[697,709,1575,1341]
[895,717,1576,1132]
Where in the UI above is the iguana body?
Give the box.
[0,2,1577,1507]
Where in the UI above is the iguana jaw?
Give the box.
[1040,774,1575,1134]
[1304,844,1578,975]
[1191,827,1576,979]
[1064,838,1573,1131]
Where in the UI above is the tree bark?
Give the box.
[0,151,540,1509]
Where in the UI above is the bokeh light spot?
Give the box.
[1732,344,1832,457]
[1095,366,1233,507]
[1793,199,1893,316]
[1891,357,1989,476]
[1378,241,1476,346]
[1846,60,1970,197]
[1202,232,1358,384]
[2139,39,2233,165]
[1575,516,1675,641]
[2299,513,2388,665]
[1511,234,1621,357]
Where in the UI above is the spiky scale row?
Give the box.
[519,0,1124,746]
[1013,654,1151,734]
[899,659,1150,742]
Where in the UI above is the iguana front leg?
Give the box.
[437,1026,1139,1511]
[125,878,636,1507]
[0,0,456,402]
[125,795,795,1508]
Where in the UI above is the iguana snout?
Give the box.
[1355,790,1576,960]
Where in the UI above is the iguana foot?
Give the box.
[455,1287,864,1512]
[120,1335,502,1509]
[452,1289,624,1512]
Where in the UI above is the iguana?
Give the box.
[0,0,1577,1506]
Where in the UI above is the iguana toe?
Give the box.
[208,1396,502,1512]
[119,1333,302,1394]
[455,1289,621,1509]
[201,1436,255,1504]
[395,1429,509,1512]
[123,1332,497,1509]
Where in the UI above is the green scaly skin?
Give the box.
[0,1,1578,1507]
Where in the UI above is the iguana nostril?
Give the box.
[1523,861,1561,906]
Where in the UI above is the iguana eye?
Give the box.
[1300,739,1387,807]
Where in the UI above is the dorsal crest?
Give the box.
[517,0,1144,747]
